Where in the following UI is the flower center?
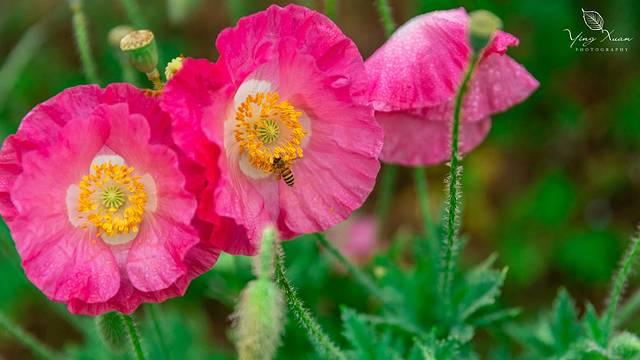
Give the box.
[77,162,148,237]
[234,91,305,173]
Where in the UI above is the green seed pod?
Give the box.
[120,30,159,74]
[96,312,127,352]
[469,10,503,53]
[233,279,285,360]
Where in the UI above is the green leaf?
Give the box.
[457,258,507,321]
[341,308,377,359]
[550,289,582,353]
[582,303,606,347]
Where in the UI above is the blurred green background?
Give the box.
[0,0,639,358]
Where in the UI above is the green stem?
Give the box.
[122,314,146,360]
[439,52,479,306]
[118,0,147,29]
[376,164,398,233]
[413,167,438,253]
[604,234,640,339]
[147,305,170,360]
[274,245,346,360]
[0,311,59,360]
[616,287,640,327]
[315,233,396,307]
[374,0,396,37]
[68,0,100,84]
[324,0,337,20]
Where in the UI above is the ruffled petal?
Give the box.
[216,4,367,102]
[365,8,470,112]
[408,32,539,123]
[10,116,119,303]
[126,216,197,292]
[377,112,492,166]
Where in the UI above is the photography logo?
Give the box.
[563,9,633,53]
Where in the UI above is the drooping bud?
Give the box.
[231,226,285,360]
[164,56,185,82]
[120,30,163,90]
[96,312,127,352]
[469,10,503,53]
[108,25,135,49]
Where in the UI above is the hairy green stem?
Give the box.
[147,305,170,360]
[118,0,147,29]
[274,245,346,360]
[0,311,59,360]
[122,314,146,360]
[604,234,640,339]
[616,287,640,327]
[324,0,337,20]
[68,0,100,84]
[315,233,396,307]
[376,164,398,233]
[413,167,438,253]
[374,0,396,37]
[439,52,478,306]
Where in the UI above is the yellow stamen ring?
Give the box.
[77,162,148,237]
[233,91,305,174]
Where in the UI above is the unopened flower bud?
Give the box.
[96,312,127,352]
[108,25,134,49]
[233,279,285,360]
[120,30,159,74]
[469,10,503,53]
[164,56,185,81]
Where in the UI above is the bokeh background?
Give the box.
[0,0,639,358]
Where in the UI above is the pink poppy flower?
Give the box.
[161,5,383,255]
[0,84,220,315]
[366,8,539,166]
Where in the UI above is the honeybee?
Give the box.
[273,157,294,187]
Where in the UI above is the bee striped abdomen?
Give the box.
[281,167,295,187]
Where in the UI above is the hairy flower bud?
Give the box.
[469,10,503,53]
[233,279,285,360]
[96,312,127,352]
[232,226,285,360]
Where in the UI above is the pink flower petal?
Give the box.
[126,217,196,292]
[10,116,119,303]
[377,111,492,166]
[365,8,470,112]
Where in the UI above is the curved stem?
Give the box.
[0,311,58,360]
[374,0,396,37]
[315,233,396,307]
[274,245,346,360]
[604,233,640,340]
[147,305,170,360]
[68,0,100,84]
[615,287,640,327]
[122,314,146,360]
[439,53,478,306]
